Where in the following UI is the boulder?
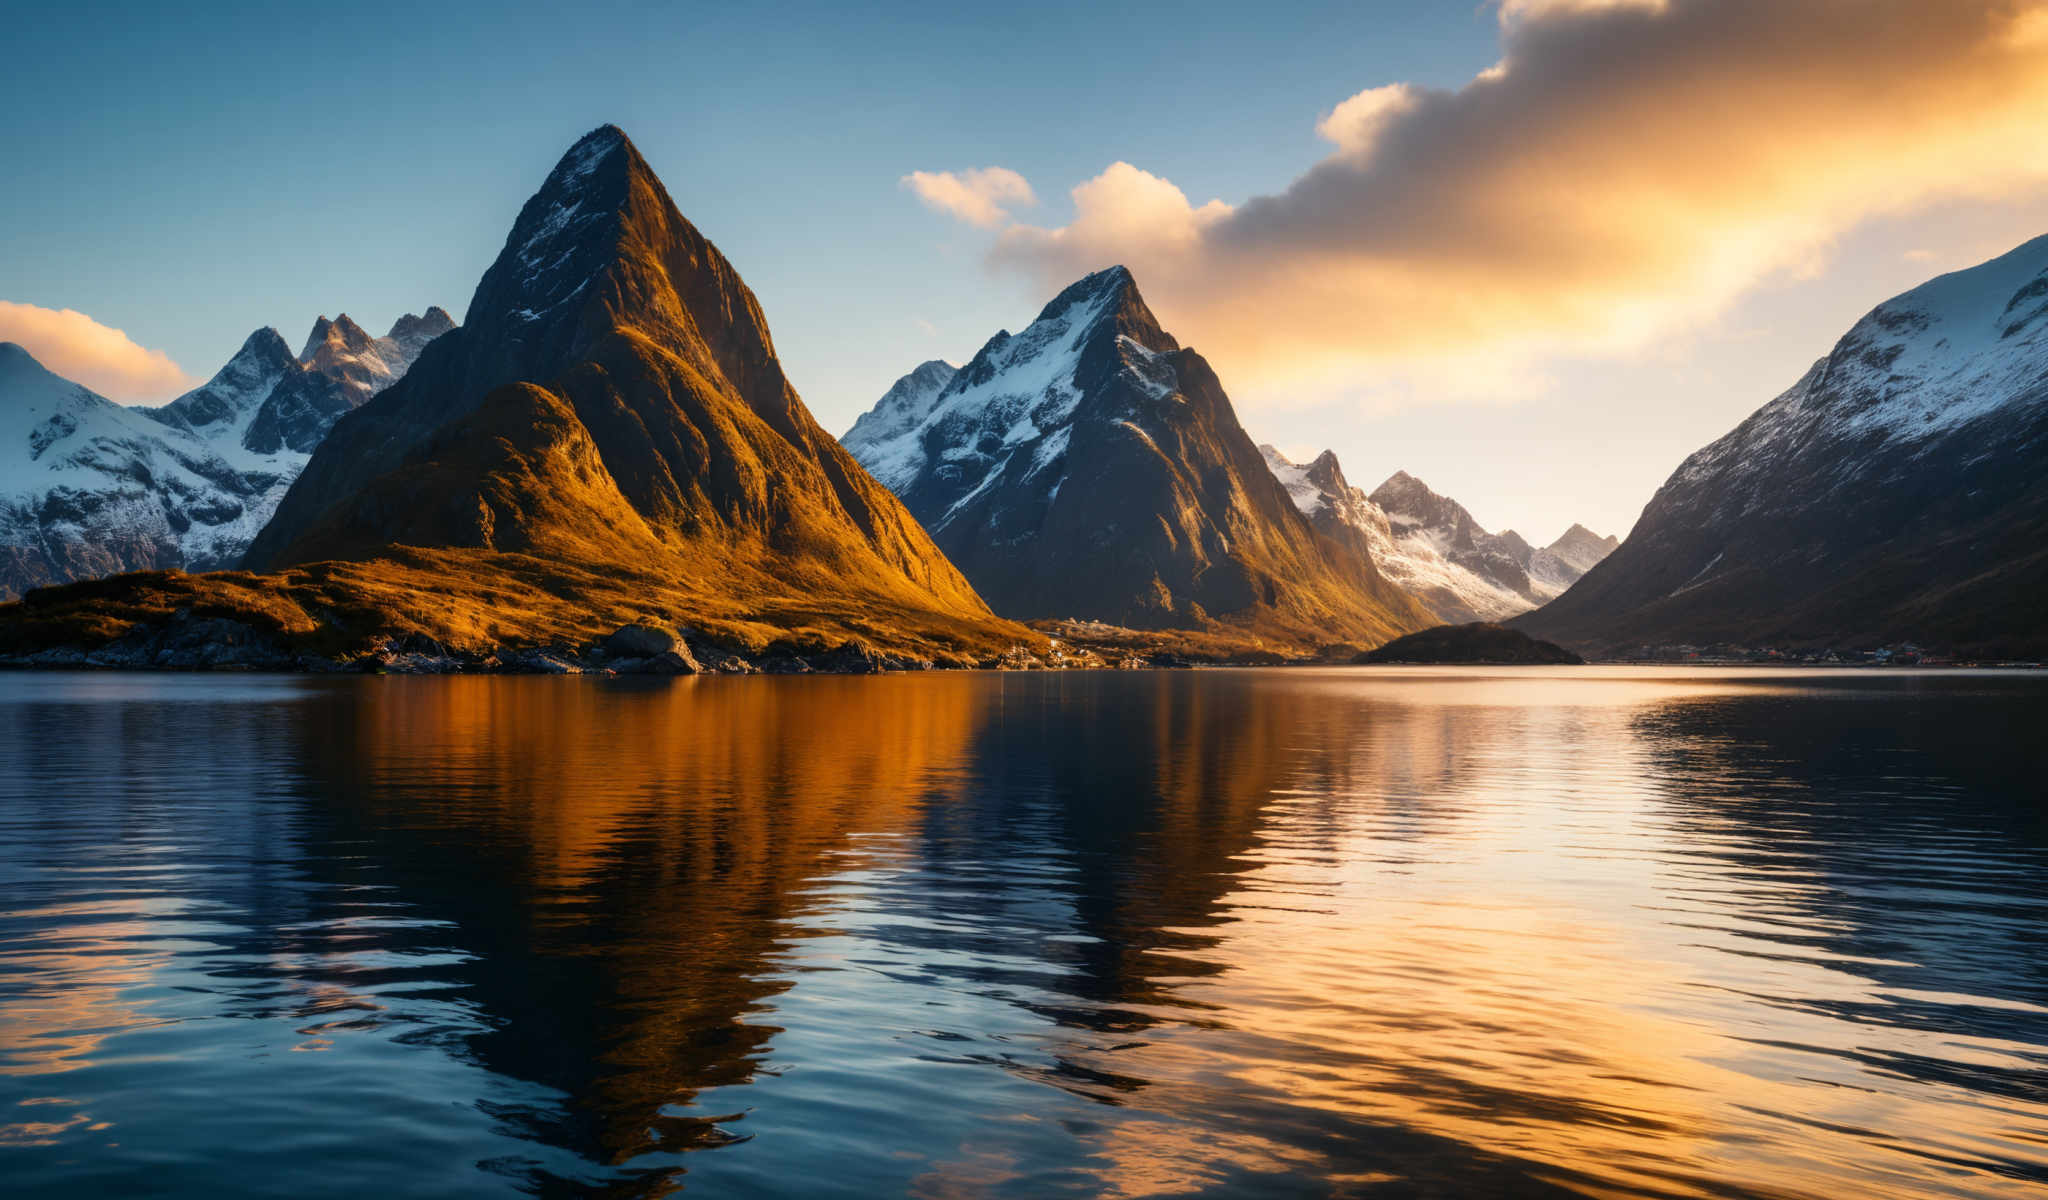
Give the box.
[604,624,688,658]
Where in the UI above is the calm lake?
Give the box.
[1,668,2044,1198]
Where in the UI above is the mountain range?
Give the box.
[0,308,450,598]
[842,267,1434,649]
[0,125,1020,667]
[1259,446,1616,624]
[1519,233,2048,657]
[4,125,2043,668]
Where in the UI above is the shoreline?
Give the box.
[2,656,2036,677]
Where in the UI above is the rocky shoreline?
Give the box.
[0,611,1208,675]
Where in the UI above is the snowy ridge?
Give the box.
[0,307,453,596]
[842,360,956,453]
[844,267,1153,525]
[1677,235,2048,500]
[1259,446,1615,624]
[1649,234,2048,598]
[1519,231,2048,653]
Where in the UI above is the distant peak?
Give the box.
[1309,448,1342,472]
[299,316,334,361]
[301,313,372,360]
[234,326,294,363]
[388,307,457,341]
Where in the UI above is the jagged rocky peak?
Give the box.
[149,326,298,436]
[232,325,296,368]
[386,306,457,357]
[1262,447,1614,624]
[388,306,455,342]
[300,314,375,363]
[1371,470,1471,531]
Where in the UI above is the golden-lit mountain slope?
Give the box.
[1,127,1028,664]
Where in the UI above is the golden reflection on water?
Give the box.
[0,668,2043,1199]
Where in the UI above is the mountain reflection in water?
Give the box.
[0,668,2044,1199]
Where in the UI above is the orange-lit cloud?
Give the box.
[0,302,194,402]
[916,0,2048,397]
[901,167,1036,229]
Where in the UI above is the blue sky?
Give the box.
[3,0,1487,385]
[7,0,2048,540]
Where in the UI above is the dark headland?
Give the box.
[1355,623,1584,665]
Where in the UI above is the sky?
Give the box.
[5,0,2048,542]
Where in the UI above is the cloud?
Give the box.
[0,302,194,402]
[923,0,2048,398]
[901,167,1037,229]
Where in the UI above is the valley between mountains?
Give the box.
[0,125,2041,671]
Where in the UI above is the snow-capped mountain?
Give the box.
[844,360,956,451]
[0,309,452,597]
[843,267,1432,646]
[1530,524,1620,593]
[240,309,455,455]
[1260,446,1616,624]
[1520,233,2048,655]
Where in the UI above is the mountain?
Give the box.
[1259,446,1615,624]
[843,360,956,450]
[0,307,453,599]
[0,343,267,596]
[842,267,1433,648]
[162,124,1011,662]
[1532,524,1621,592]
[1519,234,2048,657]
[154,308,455,455]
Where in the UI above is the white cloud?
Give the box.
[900,167,1037,229]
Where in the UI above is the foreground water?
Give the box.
[0,668,2044,1198]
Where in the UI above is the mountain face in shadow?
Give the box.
[844,268,1432,650]
[1520,234,2048,656]
[3,127,1021,662]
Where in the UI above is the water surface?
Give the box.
[1,668,2044,1198]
